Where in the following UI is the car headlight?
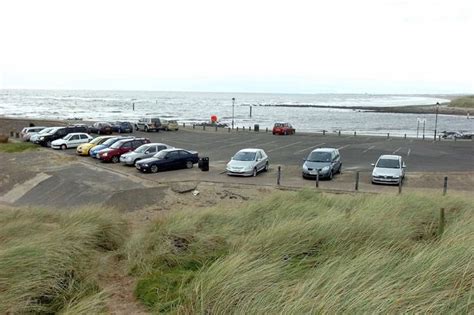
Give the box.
[142,164,148,167]
[322,166,330,172]
[302,164,308,170]
[103,152,108,157]
[39,136,44,140]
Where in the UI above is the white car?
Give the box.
[226,148,269,176]
[371,155,406,185]
[20,126,47,141]
[51,133,93,150]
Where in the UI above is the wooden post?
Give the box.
[182,123,185,128]
[236,127,239,132]
[203,125,206,131]
[315,170,319,188]
[266,127,268,133]
[228,127,231,133]
[443,176,448,195]
[398,178,402,194]
[215,126,218,132]
[404,134,407,139]
[249,106,252,117]
[277,166,281,185]
[338,130,341,136]
[323,130,326,136]
[354,131,357,136]
[355,171,360,191]
[193,124,195,129]
[387,133,390,139]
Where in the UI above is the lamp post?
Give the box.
[232,97,235,129]
[434,102,439,141]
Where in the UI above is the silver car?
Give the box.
[120,143,172,165]
[371,155,406,185]
[226,148,269,177]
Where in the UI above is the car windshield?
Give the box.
[134,145,149,153]
[169,120,177,124]
[233,151,256,161]
[307,152,331,162]
[103,138,120,146]
[376,159,400,168]
[63,134,73,140]
[153,151,168,159]
[110,141,126,149]
[39,128,53,134]
[89,137,103,144]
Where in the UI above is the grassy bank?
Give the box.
[127,191,474,313]
[448,95,474,108]
[0,206,127,313]
[0,142,37,153]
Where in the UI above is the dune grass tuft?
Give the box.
[0,206,127,314]
[0,141,37,153]
[127,191,474,313]
[448,95,474,108]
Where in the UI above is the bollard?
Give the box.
[423,134,425,140]
[243,126,246,131]
[183,123,186,128]
[228,127,231,133]
[266,127,268,133]
[387,133,390,139]
[323,130,326,136]
[10,131,14,137]
[338,130,341,136]
[354,131,357,136]
[438,135,441,141]
[398,178,402,194]
[355,171,360,191]
[215,126,218,132]
[277,166,281,185]
[193,124,195,129]
[249,126,252,132]
[203,125,206,131]
[404,134,407,139]
[237,127,239,132]
[315,170,319,188]
[443,176,448,195]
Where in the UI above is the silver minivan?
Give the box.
[120,143,173,165]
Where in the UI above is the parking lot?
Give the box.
[58,126,474,194]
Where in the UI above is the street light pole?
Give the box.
[232,97,235,129]
[434,102,439,141]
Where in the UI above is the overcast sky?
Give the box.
[0,0,472,93]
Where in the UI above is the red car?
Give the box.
[272,122,295,135]
[98,138,150,163]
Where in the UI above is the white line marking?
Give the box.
[362,145,375,153]
[267,141,303,153]
[337,144,350,150]
[293,143,326,154]
[392,147,402,154]
[407,148,411,156]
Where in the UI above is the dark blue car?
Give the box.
[135,148,199,173]
[111,121,133,133]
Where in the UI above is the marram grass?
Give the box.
[127,191,473,314]
[0,206,127,314]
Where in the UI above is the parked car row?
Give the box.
[20,122,405,184]
[134,118,179,132]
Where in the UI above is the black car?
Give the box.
[37,126,88,147]
[111,121,133,133]
[88,122,113,135]
[135,148,199,173]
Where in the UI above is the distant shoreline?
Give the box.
[255,103,471,116]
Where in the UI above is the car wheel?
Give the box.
[252,168,257,177]
[264,162,269,172]
[329,170,333,180]
[144,126,149,132]
[111,156,119,163]
[133,159,140,165]
[150,165,158,173]
[186,161,193,169]
[61,144,67,150]
[337,164,342,174]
